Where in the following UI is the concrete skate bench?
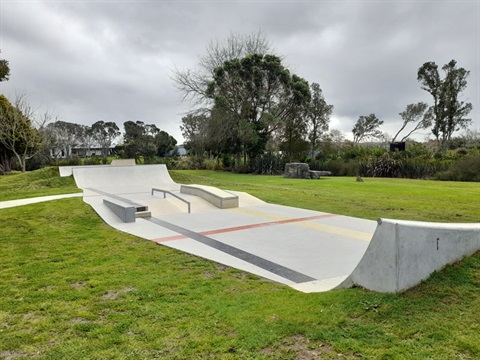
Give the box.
[180,184,239,209]
[103,198,149,223]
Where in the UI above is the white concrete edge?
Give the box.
[340,218,480,292]
[291,275,350,293]
[59,164,111,177]
[0,193,83,209]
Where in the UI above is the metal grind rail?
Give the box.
[151,188,191,213]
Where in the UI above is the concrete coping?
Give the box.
[111,159,136,166]
[180,184,239,209]
[377,218,480,230]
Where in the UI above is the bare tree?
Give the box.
[172,30,275,107]
[459,129,480,149]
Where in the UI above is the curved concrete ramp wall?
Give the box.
[341,218,480,292]
[71,164,177,190]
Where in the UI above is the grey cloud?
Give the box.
[0,1,478,143]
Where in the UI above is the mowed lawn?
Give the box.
[0,168,479,359]
[170,170,480,223]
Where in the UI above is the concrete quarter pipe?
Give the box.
[60,164,480,293]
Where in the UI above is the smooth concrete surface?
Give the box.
[341,218,480,292]
[60,164,377,292]
[68,165,180,191]
[180,184,239,209]
[111,159,136,166]
[59,164,109,177]
[46,164,480,292]
[0,193,83,209]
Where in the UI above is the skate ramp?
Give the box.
[69,164,179,191]
[60,164,480,293]
[340,218,480,292]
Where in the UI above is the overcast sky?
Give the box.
[1,0,478,143]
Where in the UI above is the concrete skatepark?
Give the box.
[54,162,480,293]
[5,162,478,293]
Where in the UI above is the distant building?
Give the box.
[50,145,116,159]
[168,144,187,156]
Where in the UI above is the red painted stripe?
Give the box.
[152,213,337,243]
[154,234,187,243]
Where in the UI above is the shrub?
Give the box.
[83,157,104,165]
[357,153,449,179]
[436,154,480,182]
[55,156,82,166]
[253,154,285,175]
[323,159,359,176]
[204,158,224,171]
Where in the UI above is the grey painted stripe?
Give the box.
[85,188,146,209]
[146,217,316,284]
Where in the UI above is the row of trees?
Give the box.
[175,32,473,170]
[42,120,177,163]
[1,55,177,173]
[351,60,472,150]
[43,120,120,160]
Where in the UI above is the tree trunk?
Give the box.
[235,152,241,171]
[14,153,26,172]
[0,153,12,173]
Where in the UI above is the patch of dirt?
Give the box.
[39,285,55,291]
[70,281,88,290]
[70,317,91,324]
[215,264,229,272]
[261,335,361,359]
[101,287,135,300]
[0,350,26,360]
[203,271,217,279]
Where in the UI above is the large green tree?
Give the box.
[46,120,84,159]
[417,60,473,150]
[0,59,9,82]
[279,112,310,162]
[306,82,333,157]
[206,53,311,166]
[392,102,432,143]
[0,59,11,173]
[91,121,120,159]
[122,121,176,161]
[352,113,383,144]
[0,95,42,172]
[155,130,177,157]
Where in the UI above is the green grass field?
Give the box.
[170,170,480,223]
[0,168,479,359]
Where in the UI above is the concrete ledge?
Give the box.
[103,198,137,223]
[340,218,480,292]
[180,184,239,209]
